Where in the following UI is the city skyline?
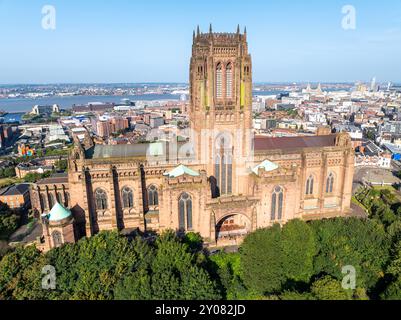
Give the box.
[1,0,401,84]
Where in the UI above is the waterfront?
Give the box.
[0,94,180,113]
[0,90,294,113]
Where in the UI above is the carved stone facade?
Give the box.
[31,27,354,249]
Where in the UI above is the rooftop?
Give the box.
[254,134,337,151]
[85,143,163,159]
[0,183,30,196]
[163,164,200,178]
[37,173,68,185]
[252,160,279,175]
[85,141,192,160]
[47,203,72,222]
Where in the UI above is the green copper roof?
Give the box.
[163,164,200,178]
[252,160,279,175]
[48,203,72,222]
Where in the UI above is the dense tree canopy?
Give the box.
[2,185,401,300]
[241,224,285,295]
[0,230,220,300]
[0,203,19,240]
[310,218,390,290]
[281,219,317,283]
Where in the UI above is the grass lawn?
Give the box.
[0,177,20,188]
[351,196,369,212]
[369,185,401,203]
[372,185,396,192]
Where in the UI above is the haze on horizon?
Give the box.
[0,0,401,84]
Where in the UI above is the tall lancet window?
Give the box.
[52,231,63,248]
[216,63,223,98]
[326,173,335,194]
[306,175,314,195]
[271,186,284,221]
[95,188,108,210]
[226,63,233,98]
[178,192,193,231]
[148,185,158,206]
[215,137,233,196]
[122,187,134,209]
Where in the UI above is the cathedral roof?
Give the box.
[252,160,279,175]
[37,173,68,185]
[48,203,72,222]
[163,164,200,178]
[84,141,191,160]
[85,142,163,159]
[254,134,337,151]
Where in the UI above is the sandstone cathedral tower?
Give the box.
[190,25,253,197]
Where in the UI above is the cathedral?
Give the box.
[30,26,355,251]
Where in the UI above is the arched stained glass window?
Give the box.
[214,136,233,196]
[326,173,335,194]
[95,188,108,210]
[271,186,284,221]
[52,231,63,248]
[226,63,233,98]
[148,185,159,206]
[216,63,223,98]
[227,155,233,194]
[178,193,193,231]
[306,175,314,195]
[122,187,134,208]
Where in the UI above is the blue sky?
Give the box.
[0,0,401,84]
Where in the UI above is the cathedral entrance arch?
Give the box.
[215,213,251,246]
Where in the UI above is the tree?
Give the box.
[115,230,220,300]
[0,167,16,178]
[208,252,246,299]
[370,202,397,228]
[53,231,145,300]
[0,230,221,301]
[311,218,390,290]
[388,220,401,244]
[0,214,19,238]
[183,232,203,253]
[23,171,53,183]
[281,219,317,284]
[240,224,285,294]
[280,291,315,300]
[311,276,351,300]
[381,280,401,300]
[0,203,19,239]
[0,245,42,299]
[365,130,376,141]
[55,159,68,172]
[148,230,220,300]
[381,241,401,300]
